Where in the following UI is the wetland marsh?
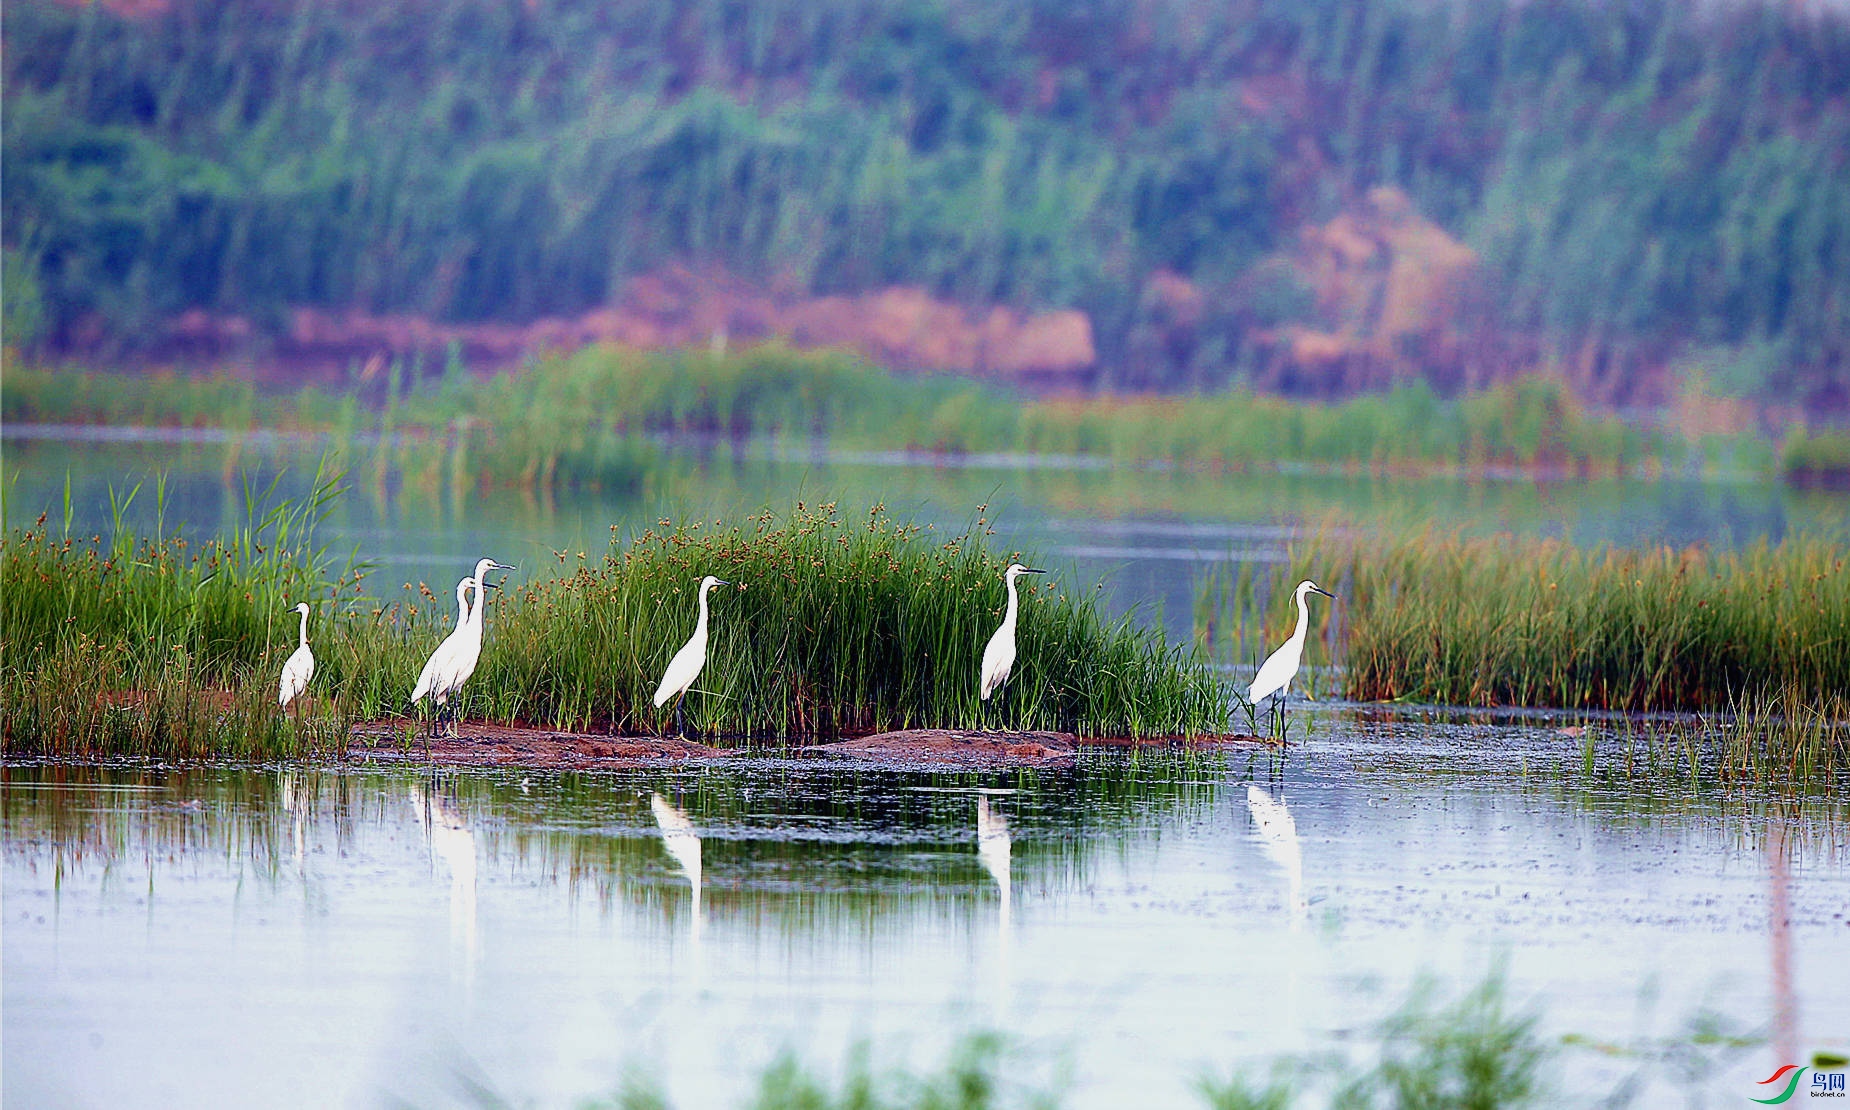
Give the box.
[4,428,1848,1107]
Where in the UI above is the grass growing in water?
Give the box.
[4,345,1755,486]
[0,463,364,758]
[349,502,1228,740]
[4,477,1228,757]
[1203,528,1849,715]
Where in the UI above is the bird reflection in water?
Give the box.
[278,770,306,870]
[977,793,1012,1014]
[1245,783,1307,1048]
[1244,784,1306,927]
[409,781,479,992]
[651,793,704,971]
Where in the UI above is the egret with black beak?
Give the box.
[653,575,731,738]
[979,563,1046,724]
[1249,579,1335,737]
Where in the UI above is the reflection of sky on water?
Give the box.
[5,721,1847,1108]
[6,434,1845,646]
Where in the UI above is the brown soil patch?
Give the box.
[342,721,1268,771]
[801,729,1080,771]
[1081,733,1276,750]
[347,721,723,770]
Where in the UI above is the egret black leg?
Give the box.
[674,693,687,739]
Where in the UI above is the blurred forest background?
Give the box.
[4,0,1848,419]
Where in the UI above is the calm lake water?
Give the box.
[4,430,1850,1106]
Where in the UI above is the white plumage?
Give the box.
[410,558,514,734]
[653,575,730,732]
[979,563,1045,702]
[278,602,315,707]
[411,576,476,710]
[1249,579,1335,733]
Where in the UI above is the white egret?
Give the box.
[410,558,515,737]
[1249,579,1336,736]
[652,574,731,737]
[979,563,1046,722]
[410,576,477,736]
[278,602,315,709]
[441,557,515,729]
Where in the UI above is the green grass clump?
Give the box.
[400,502,1227,740]
[0,464,363,758]
[4,474,1228,756]
[1202,528,1850,715]
[1201,972,1550,1110]
[1023,377,1663,477]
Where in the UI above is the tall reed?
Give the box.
[1201,527,1850,715]
[333,502,1228,740]
[5,478,1229,757]
[0,462,364,758]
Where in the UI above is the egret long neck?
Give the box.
[1288,589,1312,645]
[469,581,488,634]
[692,584,712,643]
[1002,573,1021,632]
[297,608,310,647]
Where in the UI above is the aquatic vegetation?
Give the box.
[3,477,1228,756]
[4,350,1760,484]
[1202,528,1850,718]
[0,464,363,758]
[1202,973,1563,1109]
[422,502,1228,739]
[1782,427,1850,488]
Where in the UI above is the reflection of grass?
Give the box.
[3,348,1753,486]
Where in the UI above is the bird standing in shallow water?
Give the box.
[980,563,1046,726]
[653,575,731,738]
[1249,579,1335,738]
[278,602,315,710]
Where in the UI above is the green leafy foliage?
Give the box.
[5,0,1846,398]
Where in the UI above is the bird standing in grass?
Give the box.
[278,602,315,710]
[653,575,730,738]
[411,576,477,736]
[441,557,515,731]
[411,558,515,737]
[1250,580,1336,737]
[980,563,1046,722]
